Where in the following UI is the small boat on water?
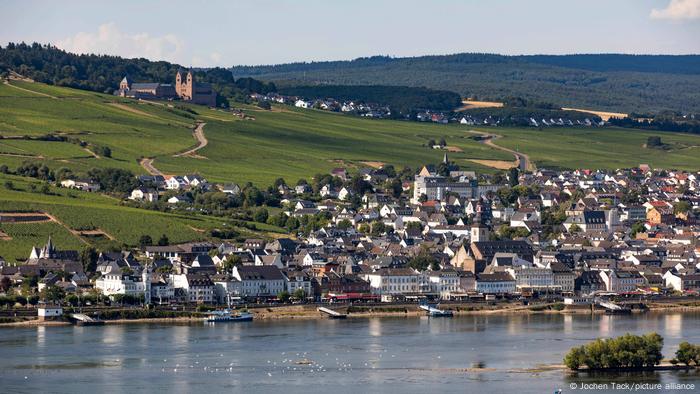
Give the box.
[206,309,253,323]
[428,309,454,317]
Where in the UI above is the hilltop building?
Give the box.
[115,69,216,107]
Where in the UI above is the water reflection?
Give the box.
[1,313,698,394]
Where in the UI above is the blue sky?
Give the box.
[1,0,699,66]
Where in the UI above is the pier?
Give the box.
[70,313,105,326]
[317,307,347,319]
[419,304,453,317]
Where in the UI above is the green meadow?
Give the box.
[486,127,700,171]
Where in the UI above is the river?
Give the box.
[2,312,699,393]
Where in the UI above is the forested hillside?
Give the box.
[231,54,700,114]
[0,42,275,103]
[277,85,462,112]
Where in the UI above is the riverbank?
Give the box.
[3,301,700,327]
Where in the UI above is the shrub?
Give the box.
[563,333,664,370]
[675,342,700,367]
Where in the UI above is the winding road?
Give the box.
[139,122,207,176]
[467,130,534,172]
[174,122,207,158]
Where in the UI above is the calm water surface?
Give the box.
[2,312,700,393]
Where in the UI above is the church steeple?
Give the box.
[443,152,449,165]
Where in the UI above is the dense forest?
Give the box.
[0,42,276,103]
[277,85,462,112]
[231,53,700,114]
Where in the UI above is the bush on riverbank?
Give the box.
[674,342,700,367]
[564,333,664,370]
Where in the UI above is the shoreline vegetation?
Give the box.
[2,301,700,328]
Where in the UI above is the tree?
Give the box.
[630,221,646,237]
[673,201,691,215]
[427,138,436,147]
[157,234,169,246]
[438,137,446,147]
[222,254,242,273]
[508,167,519,187]
[41,285,65,302]
[253,208,269,223]
[4,181,13,190]
[100,146,112,158]
[646,136,662,148]
[336,219,352,230]
[370,221,386,236]
[568,224,582,234]
[292,288,306,300]
[675,342,700,367]
[564,346,586,370]
[389,178,403,198]
[405,221,424,233]
[257,100,271,110]
[139,234,153,248]
[0,276,11,293]
[277,290,290,303]
[408,252,437,271]
[79,246,98,274]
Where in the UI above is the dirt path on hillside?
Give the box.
[140,158,163,176]
[107,102,161,119]
[466,130,534,172]
[139,122,206,175]
[37,212,91,245]
[173,122,207,158]
[3,80,57,99]
[0,152,44,159]
[83,147,100,159]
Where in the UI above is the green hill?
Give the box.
[3,79,700,259]
[231,53,700,114]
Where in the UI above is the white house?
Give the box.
[60,179,100,192]
[294,99,312,109]
[427,269,460,299]
[363,268,420,295]
[232,266,286,298]
[165,176,187,190]
[171,274,215,304]
[475,272,516,294]
[283,270,313,296]
[599,270,645,293]
[505,266,555,291]
[95,272,146,297]
[37,306,63,320]
[129,187,159,202]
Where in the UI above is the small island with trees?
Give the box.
[564,333,700,371]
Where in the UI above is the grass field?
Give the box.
[483,127,700,171]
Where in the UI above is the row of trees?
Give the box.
[277,84,462,113]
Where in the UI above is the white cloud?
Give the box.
[650,0,700,20]
[55,23,185,63]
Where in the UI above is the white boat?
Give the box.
[206,309,253,323]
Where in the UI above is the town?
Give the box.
[2,156,700,321]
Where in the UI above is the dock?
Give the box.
[419,304,453,317]
[70,313,105,326]
[317,306,347,319]
[594,298,631,315]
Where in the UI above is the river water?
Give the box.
[1,312,699,393]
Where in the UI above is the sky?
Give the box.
[1,0,699,67]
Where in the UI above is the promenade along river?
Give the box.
[2,312,700,393]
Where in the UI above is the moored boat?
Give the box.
[206,309,253,322]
